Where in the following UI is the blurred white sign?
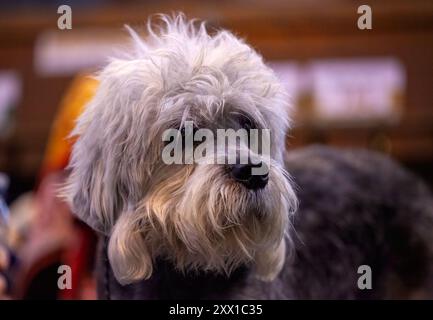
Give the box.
[34,29,129,76]
[309,58,405,122]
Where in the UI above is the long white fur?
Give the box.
[62,13,297,285]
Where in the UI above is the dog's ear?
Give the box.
[62,60,149,234]
[254,240,286,282]
[108,211,153,285]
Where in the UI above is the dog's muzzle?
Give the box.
[230,162,269,190]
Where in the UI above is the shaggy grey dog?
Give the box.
[63,15,433,299]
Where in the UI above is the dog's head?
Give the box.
[63,14,297,285]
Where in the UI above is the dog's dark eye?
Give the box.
[180,124,199,137]
[180,126,186,137]
[164,124,199,147]
[238,115,255,130]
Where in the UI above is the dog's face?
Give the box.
[63,15,297,285]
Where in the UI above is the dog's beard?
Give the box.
[108,161,297,285]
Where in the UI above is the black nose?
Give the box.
[230,162,269,190]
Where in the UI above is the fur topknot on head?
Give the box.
[63,13,297,285]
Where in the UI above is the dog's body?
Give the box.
[95,146,433,299]
[63,15,433,299]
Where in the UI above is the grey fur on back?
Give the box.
[96,146,433,299]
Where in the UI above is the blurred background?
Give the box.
[0,0,432,299]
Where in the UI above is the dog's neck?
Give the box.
[141,259,250,299]
[100,237,251,299]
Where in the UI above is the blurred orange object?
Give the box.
[40,74,98,180]
[15,74,99,299]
